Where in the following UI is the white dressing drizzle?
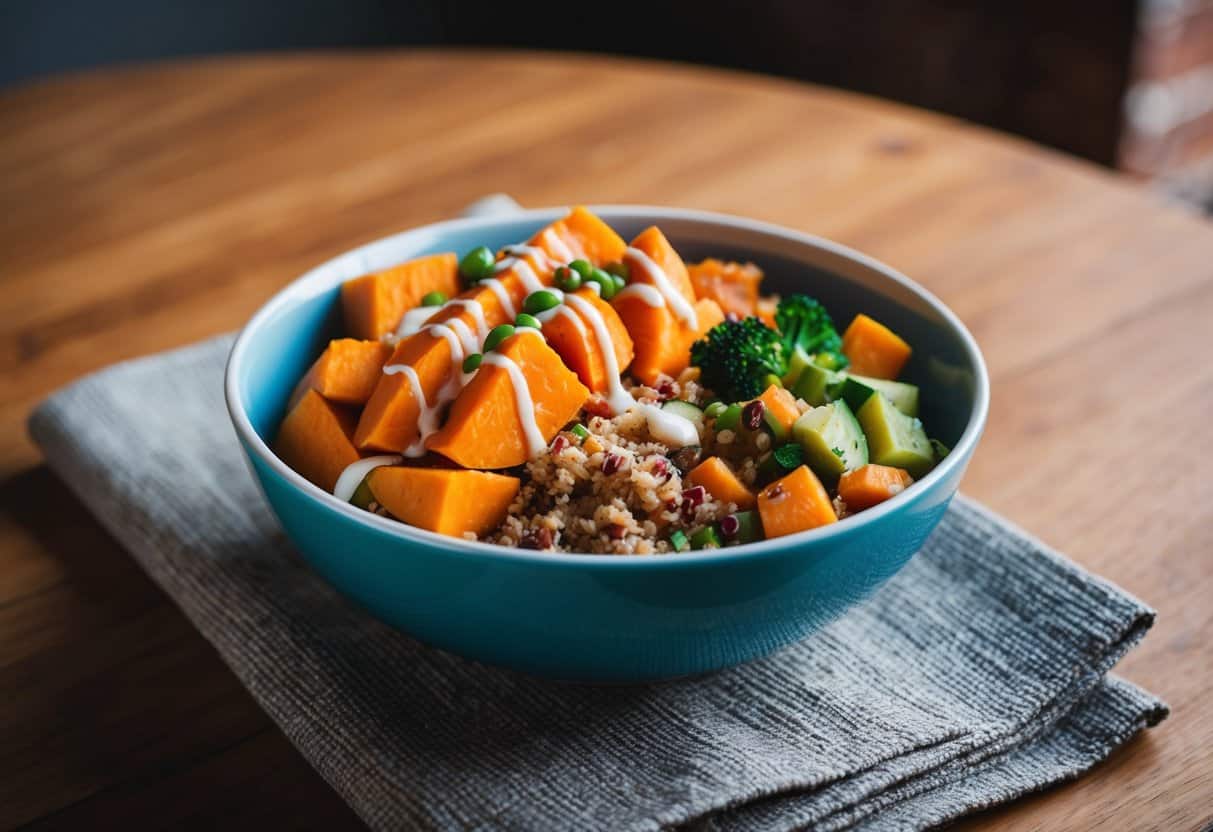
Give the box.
[563,293,633,414]
[538,229,576,263]
[482,330,548,457]
[640,404,700,447]
[479,277,517,319]
[381,362,434,457]
[392,305,440,342]
[443,299,489,341]
[624,246,698,328]
[614,283,664,307]
[333,455,403,502]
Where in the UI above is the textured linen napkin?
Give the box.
[28,335,1166,831]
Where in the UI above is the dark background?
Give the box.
[4,0,1141,168]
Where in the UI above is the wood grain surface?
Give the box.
[2,51,1211,831]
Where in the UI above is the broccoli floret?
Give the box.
[689,316,783,402]
[775,294,848,370]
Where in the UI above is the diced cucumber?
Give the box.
[728,510,764,545]
[350,477,376,510]
[662,399,705,432]
[790,363,843,407]
[714,403,743,432]
[793,398,869,482]
[690,525,722,549]
[838,373,919,417]
[857,392,935,478]
[668,529,690,552]
[782,345,815,387]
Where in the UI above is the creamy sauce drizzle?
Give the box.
[392,305,440,342]
[482,330,548,457]
[624,246,698,328]
[614,283,665,307]
[381,362,434,457]
[480,277,517,319]
[443,299,489,341]
[333,455,402,502]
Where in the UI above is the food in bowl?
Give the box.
[274,207,945,554]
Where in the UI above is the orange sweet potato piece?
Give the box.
[838,464,914,510]
[367,466,520,537]
[274,389,361,492]
[628,226,697,302]
[757,465,838,538]
[687,259,763,319]
[531,205,627,266]
[757,384,800,437]
[427,332,590,469]
[542,288,634,392]
[756,296,778,329]
[687,456,756,510]
[842,314,912,380]
[353,330,456,452]
[291,339,391,408]
[341,253,459,341]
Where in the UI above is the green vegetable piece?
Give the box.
[929,438,951,460]
[756,450,783,484]
[568,259,593,278]
[420,291,447,307]
[462,352,483,372]
[703,401,728,420]
[459,245,495,282]
[350,477,376,510]
[554,266,582,292]
[483,324,516,352]
[775,294,848,372]
[856,392,936,478]
[714,403,743,432]
[689,317,784,402]
[838,373,919,417]
[729,510,763,545]
[611,273,627,293]
[523,289,562,315]
[790,363,843,407]
[690,526,722,550]
[570,423,590,441]
[587,268,617,300]
[763,373,784,390]
[782,345,815,388]
[773,443,804,471]
[604,260,630,281]
[793,398,869,483]
[668,529,690,553]
[813,352,845,371]
[515,313,542,330]
[661,399,705,433]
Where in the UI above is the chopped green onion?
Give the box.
[668,529,690,552]
[570,423,590,441]
[462,352,483,372]
[483,324,516,352]
[515,313,542,330]
[690,526,722,550]
[459,245,495,283]
[523,289,562,314]
[420,291,447,307]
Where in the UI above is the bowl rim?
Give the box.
[225,205,989,568]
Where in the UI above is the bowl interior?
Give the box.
[235,209,980,464]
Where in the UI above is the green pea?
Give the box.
[604,261,630,282]
[611,273,627,293]
[515,313,542,330]
[554,266,582,292]
[459,246,496,283]
[568,259,593,279]
[462,352,483,372]
[483,324,516,352]
[523,290,561,315]
[420,291,447,307]
[704,401,728,420]
[588,268,617,300]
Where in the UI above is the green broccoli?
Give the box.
[775,294,848,371]
[689,316,784,402]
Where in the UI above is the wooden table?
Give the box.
[2,51,1210,831]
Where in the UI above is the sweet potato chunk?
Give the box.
[341,253,459,341]
[291,339,391,408]
[757,384,800,438]
[426,332,590,469]
[367,466,520,537]
[274,390,361,492]
[687,456,756,510]
[757,465,838,538]
[615,227,725,385]
[838,464,913,510]
[841,314,912,380]
[353,330,457,452]
[543,288,634,392]
[687,259,763,319]
[531,205,627,266]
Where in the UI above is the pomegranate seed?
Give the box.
[720,514,741,537]
[551,435,569,454]
[602,454,623,475]
[654,378,676,400]
[584,397,612,418]
[743,399,766,430]
[518,527,554,549]
[682,485,706,508]
[608,523,628,540]
[651,457,670,480]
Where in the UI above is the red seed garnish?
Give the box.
[654,378,677,400]
[602,454,623,475]
[608,523,628,540]
[720,514,741,537]
[743,399,766,430]
[682,485,706,508]
[551,435,569,454]
[518,527,554,550]
[651,457,670,480]
[584,397,612,418]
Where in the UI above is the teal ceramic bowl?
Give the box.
[225,206,988,682]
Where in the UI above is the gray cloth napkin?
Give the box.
[28,335,1167,831]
